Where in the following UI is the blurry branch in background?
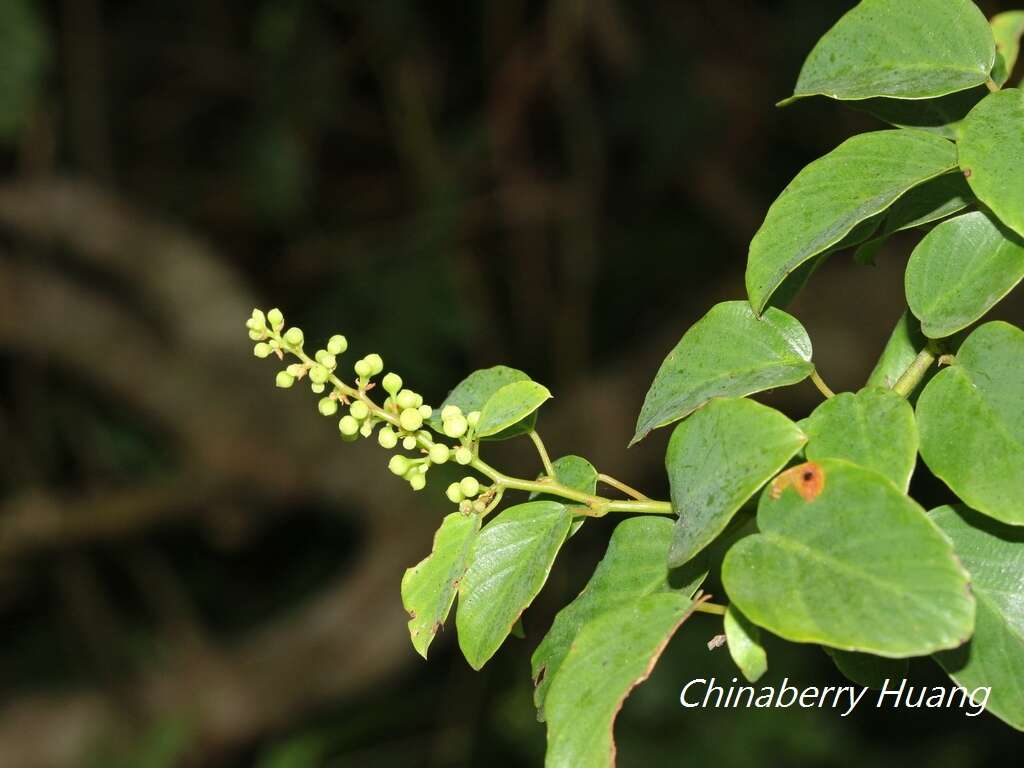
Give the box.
[0,176,675,766]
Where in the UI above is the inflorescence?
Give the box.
[247,307,493,513]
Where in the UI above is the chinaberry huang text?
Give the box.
[680,677,990,718]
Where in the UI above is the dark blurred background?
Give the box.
[1,1,1022,766]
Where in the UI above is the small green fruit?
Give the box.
[318,398,338,417]
[378,427,398,449]
[284,327,304,347]
[382,372,403,395]
[354,359,373,378]
[267,308,285,330]
[466,411,481,428]
[327,334,348,355]
[275,371,295,388]
[399,408,423,432]
[443,415,468,439]
[429,444,450,464]
[253,343,272,358]
[454,446,472,465]
[338,415,360,436]
[409,473,427,491]
[350,400,370,421]
[441,405,462,421]
[365,353,384,375]
[446,483,463,503]
[389,455,410,476]
[315,350,337,369]
[403,435,418,450]
[396,389,418,410]
[460,476,480,498]
[360,421,373,438]
[418,404,433,419]
[309,364,330,385]
[311,383,326,394]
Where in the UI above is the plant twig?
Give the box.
[528,429,556,477]
[810,369,835,399]
[597,473,650,500]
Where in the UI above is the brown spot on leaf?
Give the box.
[770,461,825,502]
[963,168,972,178]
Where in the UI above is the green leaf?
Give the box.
[456,501,571,669]
[917,321,1024,525]
[866,310,930,390]
[665,397,806,567]
[722,458,974,656]
[530,455,598,531]
[803,387,918,491]
[631,301,813,444]
[545,593,701,768]
[852,90,985,139]
[724,605,767,683]
[906,210,1024,338]
[531,517,706,719]
[958,89,1024,239]
[475,380,551,438]
[826,649,908,690]
[932,504,1024,730]
[431,365,538,440]
[785,0,995,103]
[401,512,481,658]
[854,172,973,265]
[876,172,974,237]
[746,131,958,312]
[991,11,1024,87]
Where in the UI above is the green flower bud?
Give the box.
[248,329,265,341]
[418,404,433,419]
[472,499,487,514]
[253,342,272,358]
[382,372,403,395]
[441,405,462,421]
[429,444,450,464]
[360,421,373,438]
[402,435,418,450]
[309,364,330,385]
[446,482,464,503]
[454,446,473,465]
[326,334,348,355]
[354,358,372,378]
[250,308,267,329]
[460,476,480,498]
[466,411,481,428]
[395,389,418,410]
[276,371,295,388]
[318,397,339,416]
[315,350,337,369]
[284,327,304,347]
[286,363,305,378]
[399,408,423,432]
[350,400,370,421]
[365,353,384,376]
[267,308,285,331]
[388,455,410,476]
[311,382,326,394]
[378,427,398,449]
[443,415,468,439]
[409,473,427,491]
[459,500,474,514]
[338,415,360,436]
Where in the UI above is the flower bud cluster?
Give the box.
[247,307,486,499]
